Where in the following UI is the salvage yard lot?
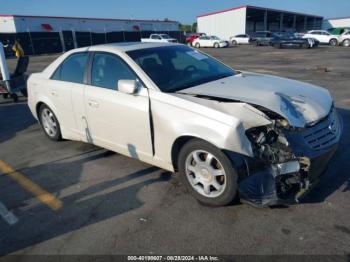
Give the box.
[0,45,349,255]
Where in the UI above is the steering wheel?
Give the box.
[182,65,197,78]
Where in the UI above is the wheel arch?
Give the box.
[171,135,199,171]
[171,135,249,180]
[35,101,45,119]
[342,38,350,45]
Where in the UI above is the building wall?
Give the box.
[197,6,323,38]
[197,8,246,40]
[323,18,350,29]
[0,16,17,33]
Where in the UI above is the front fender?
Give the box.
[150,91,254,166]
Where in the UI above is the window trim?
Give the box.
[50,51,89,84]
[87,51,146,91]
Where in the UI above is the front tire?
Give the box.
[214,42,220,48]
[39,104,62,141]
[231,40,238,46]
[343,39,350,47]
[178,139,238,206]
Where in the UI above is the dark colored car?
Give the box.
[270,32,319,49]
[249,31,274,46]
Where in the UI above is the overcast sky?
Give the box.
[1,0,349,24]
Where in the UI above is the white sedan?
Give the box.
[192,36,228,48]
[28,43,342,207]
[229,34,250,45]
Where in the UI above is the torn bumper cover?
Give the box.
[238,109,343,207]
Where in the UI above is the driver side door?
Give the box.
[84,52,153,160]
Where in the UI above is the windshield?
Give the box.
[127,45,235,92]
[160,34,171,39]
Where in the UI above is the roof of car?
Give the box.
[73,42,181,53]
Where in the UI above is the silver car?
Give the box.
[27,43,343,207]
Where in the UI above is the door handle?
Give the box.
[88,100,99,108]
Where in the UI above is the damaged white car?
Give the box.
[27,43,343,207]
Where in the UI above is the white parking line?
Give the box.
[0,201,18,226]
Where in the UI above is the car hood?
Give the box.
[178,72,333,128]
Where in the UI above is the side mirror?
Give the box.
[118,80,138,94]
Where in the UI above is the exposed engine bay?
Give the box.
[242,111,313,207]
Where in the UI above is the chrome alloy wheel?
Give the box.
[185,150,227,198]
[41,108,58,138]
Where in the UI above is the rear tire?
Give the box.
[178,139,238,206]
[2,93,9,99]
[39,104,62,141]
[11,94,18,103]
[329,38,338,46]
[195,42,200,48]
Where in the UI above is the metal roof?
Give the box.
[0,14,178,23]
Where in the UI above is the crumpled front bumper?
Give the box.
[237,110,343,207]
[238,142,339,207]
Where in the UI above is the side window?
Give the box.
[52,53,88,84]
[151,35,161,40]
[91,53,137,90]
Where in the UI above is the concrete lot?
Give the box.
[0,45,349,256]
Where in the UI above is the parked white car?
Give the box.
[339,30,350,47]
[27,43,342,207]
[302,30,339,46]
[193,36,228,48]
[141,34,178,43]
[229,34,250,45]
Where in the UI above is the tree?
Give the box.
[192,22,197,33]
[179,23,193,33]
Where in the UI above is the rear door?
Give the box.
[49,52,88,137]
[240,34,250,44]
[84,52,153,158]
